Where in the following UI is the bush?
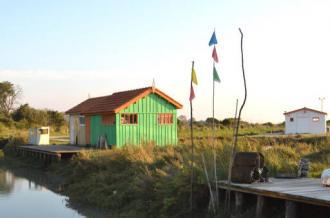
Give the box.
[3,136,27,155]
[14,119,29,129]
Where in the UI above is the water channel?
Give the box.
[0,164,106,218]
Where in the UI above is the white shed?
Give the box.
[284,107,327,134]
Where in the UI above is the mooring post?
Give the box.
[285,200,296,218]
[235,192,243,214]
[256,195,265,218]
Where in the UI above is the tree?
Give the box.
[177,115,188,122]
[205,117,220,124]
[47,110,65,129]
[12,104,33,123]
[221,118,236,126]
[0,81,22,116]
[12,104,66,129]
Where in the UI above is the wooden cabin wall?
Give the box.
[89,115,116,146]
[116,93,177,146]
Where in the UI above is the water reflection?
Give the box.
[0,165,108,218]
[0,169,14,195]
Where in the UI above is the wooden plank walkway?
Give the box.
[218,178,330,208]
[15,145,86,161]
[19,145,85,154]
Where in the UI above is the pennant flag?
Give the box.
[213,65,220,83]
[212,46,219,63]
[189,84,195,101]
[191,67,198,85]
[208,31,218,46]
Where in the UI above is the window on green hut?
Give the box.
[121,113,138,124]
[158,113,173,124]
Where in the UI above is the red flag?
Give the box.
[189,84,195,101]
[212,46,219,63]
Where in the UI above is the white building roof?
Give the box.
[284,107,327,116]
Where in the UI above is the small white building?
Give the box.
[284,107,327,134]
[28,127,50,145]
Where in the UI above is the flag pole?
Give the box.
[212,62,219,210]
[190,61,195,213]
[210,29,220,210]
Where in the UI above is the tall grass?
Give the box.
[2,125,330,217]
[53,133,330,217]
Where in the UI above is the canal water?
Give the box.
[0,166,105,218]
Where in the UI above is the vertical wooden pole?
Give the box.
[285,201,296,218]
[226,28,247,213]
[235,192,243,214]
[225,99,239,212]
[190,61,195,213]
[56,154,61,161]
[212,66,219,210]
[256,195,265,218]
[201,153,215,214]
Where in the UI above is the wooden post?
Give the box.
[56,154,61,161]
[256,195,265,218]
[235,192,243,214]
[189,61,195,212]
[285,201,296,218]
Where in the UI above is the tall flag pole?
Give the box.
[209,29,220,210]
[189,61,198,212]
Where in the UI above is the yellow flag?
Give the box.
[191,68,198,85]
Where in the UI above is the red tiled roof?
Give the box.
[66,87,182,115]
[283,107,327,115]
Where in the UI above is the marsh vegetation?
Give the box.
[1,122,330,217]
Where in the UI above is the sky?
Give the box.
[0,0,329,123]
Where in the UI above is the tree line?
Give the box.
[0,81,66,130]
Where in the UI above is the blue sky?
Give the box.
[1,0,329,122]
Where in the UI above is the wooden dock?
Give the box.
[15,145,85,162]
[218,178,330,218]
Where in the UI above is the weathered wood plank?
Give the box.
[18,145,85,154]
[218,178,330,208]
[16,145,85,162]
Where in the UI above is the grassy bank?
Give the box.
[2,128,330,217]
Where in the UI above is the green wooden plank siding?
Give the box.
[116,93,177,146]
[90,115,116,146]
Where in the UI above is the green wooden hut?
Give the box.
[66,87,182,147]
